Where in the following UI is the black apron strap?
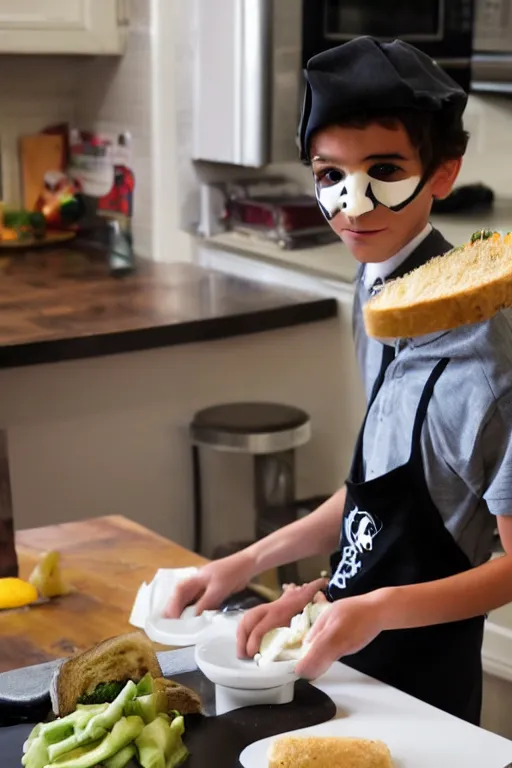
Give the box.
[369,344,395,406]
[349,344,395,483]
[410,358,450,459]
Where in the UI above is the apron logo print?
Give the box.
[330,506,383,590]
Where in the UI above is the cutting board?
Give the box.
[0,648,336,768]
[19,134,65,211]
[240,663,512,768]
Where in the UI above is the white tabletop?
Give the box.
[240,661,512,767]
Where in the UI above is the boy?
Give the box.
[166,37,512,725]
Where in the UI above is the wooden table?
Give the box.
[0,515,206,673]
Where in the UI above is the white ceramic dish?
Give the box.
[195,631,298,691]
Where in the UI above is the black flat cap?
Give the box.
[299,36,468,162]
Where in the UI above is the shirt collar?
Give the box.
[363,223,432,290]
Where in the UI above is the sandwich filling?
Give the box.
[255,602,329,666]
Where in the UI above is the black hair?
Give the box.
[311,108,469,176]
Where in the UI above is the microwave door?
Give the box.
[322,0,444,42]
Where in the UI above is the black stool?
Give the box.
[190,402,313,584]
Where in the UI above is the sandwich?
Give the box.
[24,633,197,768]
[50,631,202,717]
[267,736,394,768]
[363,229,512,339]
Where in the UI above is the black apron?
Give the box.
[328,345,484,724]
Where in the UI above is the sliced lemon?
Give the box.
[29,551,73,598]
[0,578,38,610]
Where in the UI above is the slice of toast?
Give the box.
[363,230,512,339]
[50,631,162,716]
[267,735,394,767]
[154,678,203,715]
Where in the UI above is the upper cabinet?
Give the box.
[0,0,129,55]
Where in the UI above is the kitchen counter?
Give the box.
[241,661,512,767]
[204,196,512,284]
[0,515,207,672]
[3,517,512,767]
[0,247,337,369]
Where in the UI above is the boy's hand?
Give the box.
[295,592,384,680]
[164,551,255,618]
[236,578,329,660]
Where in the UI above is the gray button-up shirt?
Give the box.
[353,228,511,566]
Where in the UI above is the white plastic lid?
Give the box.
[145,604,218,647]
[142,571,218,647]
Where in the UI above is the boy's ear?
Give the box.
[430,157,462,200]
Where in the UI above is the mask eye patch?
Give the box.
[371,175,422,211]
[316,171,424,220]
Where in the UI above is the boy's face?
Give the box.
[310,121,460,263]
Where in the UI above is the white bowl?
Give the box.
[195,631,298,691]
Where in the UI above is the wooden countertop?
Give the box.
[0,515,207,673]
[0,247,337,369]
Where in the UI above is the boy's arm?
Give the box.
[166,488,345,618]
[378,514,512,630]
[295,515,512,681]
[379,391,512,629]
[245,486,346,574]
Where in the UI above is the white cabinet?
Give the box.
[0,0,129,55]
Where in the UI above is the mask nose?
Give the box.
[341,172,375,218]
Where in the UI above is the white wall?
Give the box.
[150,0,195,263]
[482,672,512,740]
[0,0,195,262]
[3,318,345,580]
[75,0,154,257]
[456,94,512,197]
[0,55,76,204]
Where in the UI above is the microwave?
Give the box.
[302,0,474,91]
[472,0,512,93]
[190,0,475,169]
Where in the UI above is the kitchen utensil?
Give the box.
[431,183,495,214]
[227,194,338,250]
[194,618,298,715]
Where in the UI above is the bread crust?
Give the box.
[54,631,162,716]
[267,735,394,767]
[363,232,512,339]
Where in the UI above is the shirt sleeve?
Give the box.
[483,392,512,516]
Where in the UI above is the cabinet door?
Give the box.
[0,0,128,54]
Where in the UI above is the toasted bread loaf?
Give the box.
[51,631,162,716]
[267,736,393,767]
[363,230,512,339]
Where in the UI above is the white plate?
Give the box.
[239,662,512,768]
[195,629,298,691]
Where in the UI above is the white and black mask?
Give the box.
[316,169,423,221]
